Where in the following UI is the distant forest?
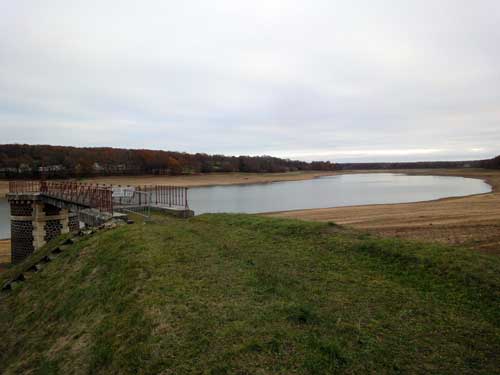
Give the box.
[0,144,498,179]
[338,155,500,170]
[0,144,336,178]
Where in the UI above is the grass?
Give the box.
[0,213,499,374]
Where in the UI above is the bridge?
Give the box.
[7,180,193,263]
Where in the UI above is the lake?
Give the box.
[0,173,492,238]
[187,173,492,214]
[0,198,9,239]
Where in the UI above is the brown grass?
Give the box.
[267,169,500,254]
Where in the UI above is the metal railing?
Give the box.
[138,185,189,209]
[43,181,114,213]
[114,190,152,219]
[9,181,41,193]
[9,180,114,213]
[8,181,189,213]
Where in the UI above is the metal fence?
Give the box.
[9,181,189,214]
[8,180,41,193]
[113,190,152,219]
[9,180,114,213]
[138,185,189,209]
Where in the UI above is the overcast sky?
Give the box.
[1,1,499,162]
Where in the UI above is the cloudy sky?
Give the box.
[1,1,499,162]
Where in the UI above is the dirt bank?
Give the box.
[80,171,339,187]
[0,239,10,269]
[267,169,500,254]
[1,172,338,197]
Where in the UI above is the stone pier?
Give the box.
[7,194,79,264]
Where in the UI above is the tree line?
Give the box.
[480,155,500,169]
[337,157,500,170]
[1,144,498,179]
[0,144,337,178]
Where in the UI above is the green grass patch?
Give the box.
[1,213,499,374]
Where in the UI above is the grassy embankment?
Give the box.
[1,213,499,374]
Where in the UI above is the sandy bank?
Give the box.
[0,239,10,266]
[267,169,500,254]
[80,171,341,187]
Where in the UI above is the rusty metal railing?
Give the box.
[9,181,41,193]
[9,180,114,213]
[9,181,189,212]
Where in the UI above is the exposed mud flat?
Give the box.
[268,169,500,254]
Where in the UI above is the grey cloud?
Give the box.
[0,0,499,162]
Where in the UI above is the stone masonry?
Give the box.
[8,194,78,264]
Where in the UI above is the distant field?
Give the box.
[1,214,499,373]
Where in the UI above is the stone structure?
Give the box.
[7,181,194,264]
[8,194,79,264]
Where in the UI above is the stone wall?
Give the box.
[8,196,77,264]
[69,214,80,232]
[10,200,35,264]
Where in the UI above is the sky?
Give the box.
[0,1,499,162]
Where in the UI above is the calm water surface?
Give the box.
[188,173,491,215]
[0,173,492,238]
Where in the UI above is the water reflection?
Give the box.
[188,173,491,214]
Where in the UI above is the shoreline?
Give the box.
[267,168,500,254]
[81,171,340,188]
[3,168,495,191]
[1,168,499,254]
[263,171,495,214]
[0,171,337,197]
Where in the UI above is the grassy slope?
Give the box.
[0,214,499,374]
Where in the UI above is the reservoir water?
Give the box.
[0,198,9,239]
[0,173,492,238]
[187,173,491,215]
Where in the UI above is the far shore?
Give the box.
[1,168,499,255]
[81,171,341,188]
[0,171,338,197]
